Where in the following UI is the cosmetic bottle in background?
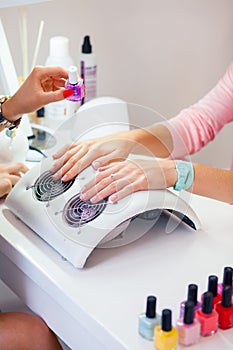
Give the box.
[217,266,233,295]
[176,301,200,346]
[138,295,161,341]
[201,275,221,306]
[215,285,233,329]
[195,291,218,336]
[154,309,178,350]
[80,35,97,104]
[179,284,201,318]
[45,36,74,128]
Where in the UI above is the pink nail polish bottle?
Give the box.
[195,292,218,336]
[176,301,200,346]
[217,266,233,295]
[201,275,221,306]
[179,284,201,318]
[215,285,233,330]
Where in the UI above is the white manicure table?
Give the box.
[0,193,233,350]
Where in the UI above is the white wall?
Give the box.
[0,0,232,167]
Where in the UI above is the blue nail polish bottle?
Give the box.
[138,295,161,341]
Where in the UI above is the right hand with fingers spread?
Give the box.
[0,162,28,198]
[50,133,136,182]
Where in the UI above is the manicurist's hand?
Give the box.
[79,159,177,203]
[0,163,28,198]
[1,66,71,122]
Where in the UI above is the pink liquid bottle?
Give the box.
[177,301,200,346]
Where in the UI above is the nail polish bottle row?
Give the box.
[139,266,233,348]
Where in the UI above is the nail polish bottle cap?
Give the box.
[202,292,213,314]
[68,66,78,85]
[208,275,218,297]
[187,284,198,305]
[183,301,195,324]
[222,285,232,308]
[162,309,172,331]
[223,266,233,286]
[146,296,157,318]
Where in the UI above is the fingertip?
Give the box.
[61,174,69,182]
[92,161,101,169]
[63,89,74,98]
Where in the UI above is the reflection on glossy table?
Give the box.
[0,193,232,350]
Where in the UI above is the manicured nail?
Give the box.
[90,196,98,203]
[63,89,74,98]
[109,194,118,202]
[80,192,87,200]
[92,161,101,169]
[62,174,69,181]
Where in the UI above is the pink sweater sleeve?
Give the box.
[166,62,233,161]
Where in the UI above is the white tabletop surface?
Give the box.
[0,192,233,350]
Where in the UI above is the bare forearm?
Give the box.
[118,124,173,158]
[191,164,233,204]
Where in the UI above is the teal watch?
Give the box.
[173,160,194,191]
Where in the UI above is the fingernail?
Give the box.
[80,193,86,200]
[109,194,117,202]
[63,89,74,98]
[90,196,98,203]
[62,174,69,181]
[92,161,101,169]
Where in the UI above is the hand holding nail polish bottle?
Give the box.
[138,295,161,341]
[176,301,200,346]
[154,309,178,350]
[195,291,218,336]
[215,285,233,329]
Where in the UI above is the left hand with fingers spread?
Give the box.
[80,159,178,203]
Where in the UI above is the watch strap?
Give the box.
[173,160,194,191]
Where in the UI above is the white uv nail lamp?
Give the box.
[5,97,201,268]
